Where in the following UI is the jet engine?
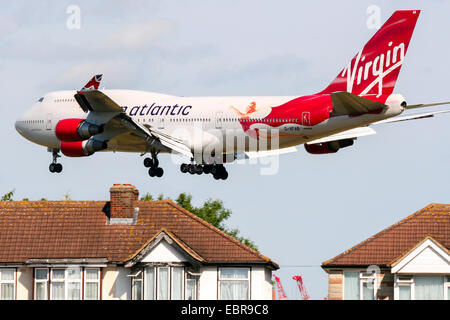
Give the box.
[304,139,354,154]
[60,139,107,157]
[56,118,104,142]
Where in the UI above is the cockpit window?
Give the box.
[38,97,44,102]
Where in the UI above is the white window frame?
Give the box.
[131,270,143,300]
[50,267,82,300]
[394,275,414,300]
[218,267,250,300]
[185,272,199,301]
[84,268,100,300]
[34,268,49,300]
[0,268,16,300]
[360,271,377,300]
[445,276,450,300]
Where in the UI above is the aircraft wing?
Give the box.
[73,81,193,158]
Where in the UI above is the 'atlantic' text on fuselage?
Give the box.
[122,103,192,117]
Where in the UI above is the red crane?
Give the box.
[292,275,310,300]
[273,275,287,300]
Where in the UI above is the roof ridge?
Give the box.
[322,203,436,266]
[164,200,277,267]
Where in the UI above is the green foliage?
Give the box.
[141,192,258,251]
[1,189,15,201]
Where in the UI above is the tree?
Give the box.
[141,192,258,251]
[1,189,15,201]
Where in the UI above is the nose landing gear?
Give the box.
[49,149,63,173]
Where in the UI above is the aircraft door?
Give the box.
[215,112,223,129]
[46,113,52,130]
[157,116,165,129]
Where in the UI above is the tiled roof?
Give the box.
[0,199,278,269]
[322,203,449,267]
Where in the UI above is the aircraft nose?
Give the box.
[15,118,24,134]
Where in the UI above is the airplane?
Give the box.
[15,10,450,180]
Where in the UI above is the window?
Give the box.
[0,269,15,300]
[134,266,198,300]
[343,272,359,300]
[50,268,81,300]
[360,272,376,300]
[185,273,198,300]
[219,268,250,300]
[395,276,413,300]
[84,268,100,300]
[445,276,450,300]
[415,276,444,300]
[34,268,49,300]
[395,275,449,300]
[131,270,143,300]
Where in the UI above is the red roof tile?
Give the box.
[0,199,278,269]
[322,203,449,267]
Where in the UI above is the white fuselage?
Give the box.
[15,89,405,158]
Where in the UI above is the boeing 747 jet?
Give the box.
[15,10,450,180]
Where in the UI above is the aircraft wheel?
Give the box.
[195,165,203,175]
[55,163,63,173]
[155,167,164,177]
[203,165,212,174]
[148,167,156,177]
[188,164,196,175]
[144,157,152,168]
[180,163,188,173]
[49,163,56,173]
[220,170,228,180]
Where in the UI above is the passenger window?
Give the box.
[38,97,44,102]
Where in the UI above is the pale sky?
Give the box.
[1,1,449,299]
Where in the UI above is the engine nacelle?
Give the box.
[60,139,107,157]
[56,118,104,142]
[304,139,354,154]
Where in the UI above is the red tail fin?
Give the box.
[80,74,103,92]
[320,10,420,96]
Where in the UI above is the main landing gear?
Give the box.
[144,151,164,178]
[49,149,63,173]
[180,163,228,180]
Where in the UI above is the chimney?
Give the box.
[108,184,139,225]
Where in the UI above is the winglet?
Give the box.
[80,74,103,92]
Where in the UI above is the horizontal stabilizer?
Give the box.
[404,101,450,110]
[373,109,450,124]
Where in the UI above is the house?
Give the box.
[322,204,449,300]
[0,184,278,300]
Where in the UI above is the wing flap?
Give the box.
[307,127,376,145]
